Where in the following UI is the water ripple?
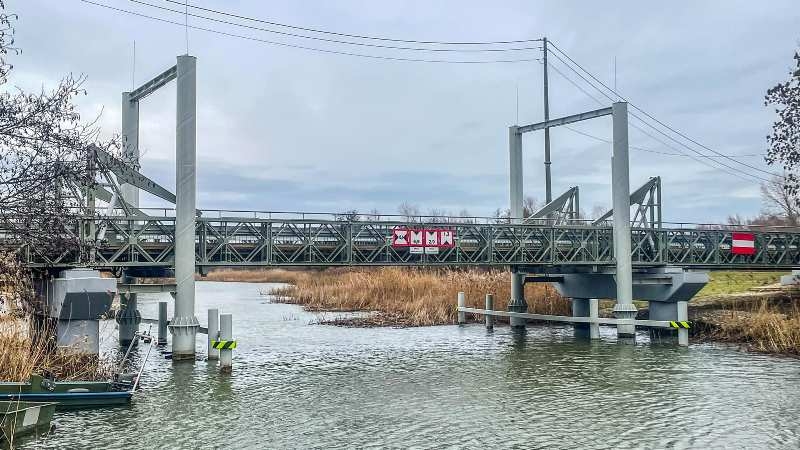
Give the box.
[16,282,800,449]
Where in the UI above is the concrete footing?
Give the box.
[38,269,116,355]
[648,300,690,346]
[117,293,142,347]
[572,298,600,339]
[508,271,527,330]
[613,302,638,338]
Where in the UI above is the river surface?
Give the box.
[15,281,800,449]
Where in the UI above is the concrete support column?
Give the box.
[509,126,523,222]
[457,292,466,325]
[208,308,219,360]
[589,298,600,339]
[169,54,200,360]
[157,301,168,346]
[610,102,637,338]
[508,271,527,329]
[220,313,233,373]
[677,301,689,347]
[120,92,140,207]
[116,292,141,347]
[572,298,590,339]
[485,294,494,331]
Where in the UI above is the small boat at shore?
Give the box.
[0,374,132,409]
[1,400,57,443]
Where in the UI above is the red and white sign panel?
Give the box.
[392,227,409,247]
[731,232,755,255]
[391,228,456,249]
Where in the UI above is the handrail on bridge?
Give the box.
[60,206,800,232]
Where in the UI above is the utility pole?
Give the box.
[543,37,552,204]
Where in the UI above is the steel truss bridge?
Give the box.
[15,212,800,270]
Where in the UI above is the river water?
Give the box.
[15,281,800,449]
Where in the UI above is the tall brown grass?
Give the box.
[200,268,305,283]
[0,316,113,382]
[705,299,800,356]
[268,267,570,326]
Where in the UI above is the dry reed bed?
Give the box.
[697,299,800,356]
[0,316,113,382]
[268,268,570,327]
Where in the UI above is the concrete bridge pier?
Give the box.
[572,298,599,339]
[649,300,690,346]
[508,270,527,330]
[116,274,141,348]
[168,54,200,360]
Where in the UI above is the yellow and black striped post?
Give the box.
[676,301,689,347]
[219,313,233,373]
[211,340,237,350]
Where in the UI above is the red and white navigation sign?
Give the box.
[391,227,456,253]
[731,232,756,255]
[391,227,409,246]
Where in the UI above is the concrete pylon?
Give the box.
[120,91,140,207]
[610,102,637,339]
[507,126,527,330]
[169,54,200,360]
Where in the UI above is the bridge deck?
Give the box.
[12,216,800,270]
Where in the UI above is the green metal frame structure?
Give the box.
[11,215,800,270]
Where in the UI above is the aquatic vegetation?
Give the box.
[268,267,570,327]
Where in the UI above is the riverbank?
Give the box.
[687,272,800,356]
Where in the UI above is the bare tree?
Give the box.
[760,175,799,225]
[590,205,607,221]
[765,48,800,203]
[522,196,539,217]
[0,3,114,263]
[335,209,361,222]
[398,201,420,222]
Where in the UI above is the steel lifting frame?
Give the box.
[592,176,662,228]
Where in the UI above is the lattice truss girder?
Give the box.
[10,217,800,269]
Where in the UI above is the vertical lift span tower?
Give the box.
[118,55,199,358]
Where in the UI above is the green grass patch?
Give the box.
[696,271,784,297]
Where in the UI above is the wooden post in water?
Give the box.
[485,294,494,331]
[457,292,466,325]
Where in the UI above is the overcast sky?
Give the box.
[10,1,800,222]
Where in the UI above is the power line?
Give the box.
[563,125,763,158]
[130,0,543,53]
[547,41,779,179]
[545,47,771,183]
[82,1,542,64]
[134,0,543,53]
[163,0,543,46]
[547,53,758,180]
